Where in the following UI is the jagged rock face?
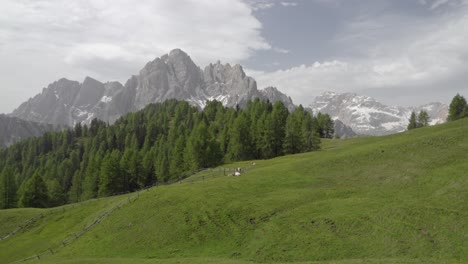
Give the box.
[11,49,293,127]
[11,77,126,126]
[260,87,296,112]
[134,49,206,110]
[202,62,259,108]
[0,114,62,148]
[12,79,80,126]
[310,92,448,136]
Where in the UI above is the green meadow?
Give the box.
[1,118,467,264]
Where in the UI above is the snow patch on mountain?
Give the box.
[100,96,112,103]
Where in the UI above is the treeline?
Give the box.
[0,99,334,209]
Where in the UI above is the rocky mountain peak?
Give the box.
[82,76,102,86]
[310,92,448,136]
[231,64,246,79]
[9,49,313,131]
[260,87,295,111]
[168,48,189,59]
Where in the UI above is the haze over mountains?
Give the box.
[0,115,62,148]
[2,49,449,147]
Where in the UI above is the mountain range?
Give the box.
[10,49,294,127]
[310,92,448,136]
[0,115,62,148]
[2,49,449,147]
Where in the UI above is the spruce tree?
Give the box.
[447,94,467,121]
[227,112,252,161]
[98,150,123,196]
[408,111,418,130]
[317,112,335,138]
[271,101,288,156]
[0,166,17,209]
[19,171,48,208]
[48,178,67,206]
[284,106,305,154]
[418,110,430,127]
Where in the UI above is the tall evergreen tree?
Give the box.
[271,102,288,156]
[227,112,253,161]
[447,94,467,121]
[19,171,48,208]
[418,110,430,127]
[284,106,305,154]
[81,154,101,200]
[0,166,17,209]
[98,150,123,196]
[317,112,335,138]
[302,112,321,151]
[48,178,66,206]
[408,111,418,130]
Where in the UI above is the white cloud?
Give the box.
[431,0,451,9]
[246,0,298,10]
[0,0,271,113]
[280,2,298,7]
[250,7,468,106]
[273,47,291,54]
[245,0,276,10]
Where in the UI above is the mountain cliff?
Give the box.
[11,49,295,126]
[310,92,448,136]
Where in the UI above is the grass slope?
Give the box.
[1,119,467,264]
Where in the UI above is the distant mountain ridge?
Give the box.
[309,92,448,136]
[0,114,62,148]
[9,49,449,139]
[11,49,295,127]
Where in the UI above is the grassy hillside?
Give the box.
[1,119,467,264]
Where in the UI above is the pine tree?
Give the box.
[447,94,467,121]
[283,107,305,154]
[68,171,82,203]
[47,178,66,207]
[81,154,101,200]
[141,147,156,187]
[271,101,288,156]
[0,166,17,209]
[257,113,275,159]
[227,112,253,161]
[19,171,49,208]
[98,150,123,196]
[408,111,418,130]
[417,110,430,127]
[302,112,321,151]
[317,112,334,138]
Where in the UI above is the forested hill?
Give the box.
[0,99,334,209]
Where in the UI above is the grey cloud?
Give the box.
[250,1,468,107]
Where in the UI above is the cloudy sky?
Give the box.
[1,0,467,113]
